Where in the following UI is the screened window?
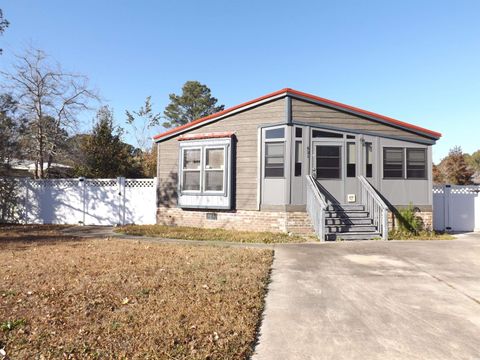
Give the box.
[347,142,356,177]
[205,148,224,191]
[265,142,284,178]
[407,148,427,179]
[383,148,404,178]
[182,149,201,191]
[181,146,227,192]
[294,141,303,177]
[365,142,373,178]
[316,145,341,179]
[265,128,285,139]
[312,130,343,138]
[295,127,303,138]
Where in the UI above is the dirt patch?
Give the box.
[0,226,273,359]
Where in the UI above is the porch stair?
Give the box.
[324,204,381,241]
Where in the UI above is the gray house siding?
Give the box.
[157,98,286,210]
[157,93,436,213]
[291,98,432,143]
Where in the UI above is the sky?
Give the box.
[1,0,479,163]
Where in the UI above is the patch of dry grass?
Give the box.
[0,226,273,359]
[116,224,306,244]
[388,230,455,240]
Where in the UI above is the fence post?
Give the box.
[444,184,451,232]
[117,177,126,226]
[23,178,29,225]
[79,177,85,226]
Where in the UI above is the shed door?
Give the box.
[312,141,343,203]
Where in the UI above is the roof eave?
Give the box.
[153,88,442,143]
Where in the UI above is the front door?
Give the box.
[312,141,344,203]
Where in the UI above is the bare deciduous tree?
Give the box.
[1,48,98,178]
[125,96,161,151]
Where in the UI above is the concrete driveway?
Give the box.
[253,234,480,360]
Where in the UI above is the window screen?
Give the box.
[295,127,303,138]
[312,130,343,138]
[182,149,201,190]
[265,142,285,178]
[265,128,285,139]
[316,145,341,179]
[383,148,404,178]
[294,141,302,177]
[205,148,224,191]
[365,142,373,178]
[347,142,356,177]
[407,148,427,179]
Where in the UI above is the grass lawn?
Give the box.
[388,230,455,240]
[115,224,307,244]
[0,225,273,359]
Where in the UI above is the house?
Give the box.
[154,88,441,240]
[3,159,73,178]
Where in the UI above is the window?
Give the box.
[316,145,341,179]
[347,142,356,177]
[295,127,303,138]
[182,148,201,191]
[294,141,303,177]
[346,135,356,139]
[265,142,284,177]
[178,138,232,210]
[312,130,343,138]
[365,142,373,178]
[383,148,404,178]
[205,148,224,191]
[265,128,285,139]
[407,148,427,179]
[181,146,227,192]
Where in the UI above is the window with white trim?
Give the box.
[263,126,286,179]
[182,148,201,191]
[181,146,227,193]
[383,147,428,179]
[204,148,225,191]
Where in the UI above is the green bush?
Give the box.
[396,204,422,235]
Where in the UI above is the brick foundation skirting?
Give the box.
[157,207,433,235]
[156,207,314,235]
[388,210,433,231]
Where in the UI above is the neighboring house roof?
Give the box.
[6,159,72,172]
[153,88,442,142]
[473,171,480,185]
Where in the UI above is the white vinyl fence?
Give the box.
[2,177,157,226]
[433,185,480,232]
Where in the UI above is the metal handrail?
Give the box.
[306,175,328,241]
[358,176,389,240]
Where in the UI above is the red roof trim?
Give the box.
[154,88,288,140]
[286,89,442,138]
[154,88,441,141]
[178,131,234,141]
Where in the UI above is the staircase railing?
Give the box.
[306,175,328,241]
[358,176,389,240]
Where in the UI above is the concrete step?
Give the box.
[325,232,382,241]
[326,225,377,233]
[325,218,373,225]
[326,204,365,211]
[325,211,369,218]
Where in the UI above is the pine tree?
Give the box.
[76,106,142,178]
[163,81,224,128]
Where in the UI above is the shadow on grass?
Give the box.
[0,224,86,250]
